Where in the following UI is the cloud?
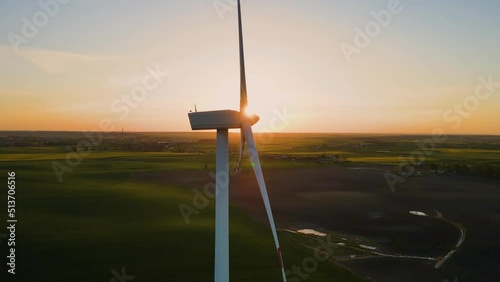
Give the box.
[0,45,120,73]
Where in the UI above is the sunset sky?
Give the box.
[1,0,499,134]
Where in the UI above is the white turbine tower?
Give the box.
[188,1,287,281]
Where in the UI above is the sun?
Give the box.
[243,104,256,117]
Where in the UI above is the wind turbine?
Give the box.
[188,0,287,281]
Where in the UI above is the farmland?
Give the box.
[1,131,500,281]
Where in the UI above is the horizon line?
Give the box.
[1,130,500,137]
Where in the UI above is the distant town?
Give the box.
[1,131,499,180]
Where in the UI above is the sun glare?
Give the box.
[243,104,255,117]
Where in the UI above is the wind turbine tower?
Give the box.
[187,1,287,281]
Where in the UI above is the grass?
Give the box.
[1,133,499,281]
[0,149,364,282]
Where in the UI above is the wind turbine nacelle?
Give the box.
[188,110,259,130]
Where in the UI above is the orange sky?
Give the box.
[1,1,499,134]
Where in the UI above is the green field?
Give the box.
[0,146,364,282]
[1,132,500,281]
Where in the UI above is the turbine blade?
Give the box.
[242,122,287,282]
[237,0,248,175]
[238,0,248,112]
[235,134,246,172]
